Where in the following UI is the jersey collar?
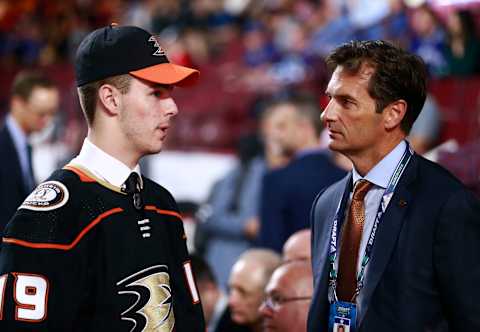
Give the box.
[69,138,143,189]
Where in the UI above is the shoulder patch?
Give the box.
[19,181,69,211]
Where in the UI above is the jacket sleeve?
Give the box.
[434,188,480,329]
[258,170,288,252]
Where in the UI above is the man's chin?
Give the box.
[328,141,343,152]
[231,313,246,325]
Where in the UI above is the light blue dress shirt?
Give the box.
[335,140,408,277]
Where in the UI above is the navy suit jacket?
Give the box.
[0,123,30,234]
[259,150,346,252]
[308,153,480,332]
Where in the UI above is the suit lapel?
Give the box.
[357,155,419,326]
[4,126,29,195]
[311,174,352,323]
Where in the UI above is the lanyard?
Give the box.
[328,143,413,302]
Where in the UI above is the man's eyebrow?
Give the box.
[326,90,356,101]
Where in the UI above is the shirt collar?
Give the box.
[6,114,28,151]
[70,138,142,189]
[352,140,407,189]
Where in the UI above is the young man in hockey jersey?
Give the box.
[0,24,205,331]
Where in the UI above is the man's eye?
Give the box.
[271,295,283,304]
[341,99,355,107]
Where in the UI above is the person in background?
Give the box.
[408,3,448,77]
[260,260,313,332]
[228,249,281,332]
[195,104,290,291]
[190,254,248,332]
[258,94,346,252]
[407,94,441,155]
[282,228,311,263]
[0,70,59,233]
[443,9,480,77]
[438,108,480,198]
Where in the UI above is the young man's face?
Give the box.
[321,64,386,160]
[118,77,178,157]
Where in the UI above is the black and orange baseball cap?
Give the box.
[75,24,199,87]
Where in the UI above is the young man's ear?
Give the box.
[98,84,122,115]
[384,100,407,131]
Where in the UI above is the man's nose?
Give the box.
[321,99,336,123]
[160,98,178,116]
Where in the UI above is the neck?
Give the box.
[10,111,30,136]
[298,138,319,153]
[297,131,320,152]
[87,128,139,169]
[349,135,404,176]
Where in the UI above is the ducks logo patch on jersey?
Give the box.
[117,265,175,332]
[19,181,69,211]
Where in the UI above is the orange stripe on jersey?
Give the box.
[2,208,123,250]
[144,205,182,220]
[64,165,96,182]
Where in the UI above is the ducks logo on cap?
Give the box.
[148,35,166,57]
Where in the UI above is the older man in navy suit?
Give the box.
[308,40,480,331]
[0,71,59,232]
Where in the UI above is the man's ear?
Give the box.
[384,100,407,130]
[98,84,122,115]
[10,95,27,113]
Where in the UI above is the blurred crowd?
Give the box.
[2,0,480,76]
[1,0,479,164]
[1,1,480,149]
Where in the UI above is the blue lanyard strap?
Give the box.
[328,143,413,302]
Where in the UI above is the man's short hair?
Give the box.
[77,74,132,125]
[264,93,323,137]
[326,40,427,134]
[11,71,55,101]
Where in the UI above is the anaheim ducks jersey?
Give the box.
[0,165,205,331]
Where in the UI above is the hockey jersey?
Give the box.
[0,165,205,331]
